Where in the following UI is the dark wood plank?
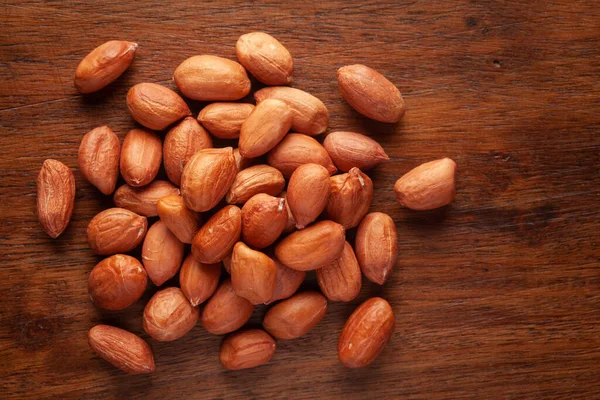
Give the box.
[1,0,599,399]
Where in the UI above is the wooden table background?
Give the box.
[1,0,599,399]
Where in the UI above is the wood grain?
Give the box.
[1,0,599,399]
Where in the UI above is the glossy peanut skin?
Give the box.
[275,220,345,271]
[74,41,137,94]
[338,297,395,368]
[198,103,255,139]
[78,126,120,195]
[88,254,147,310]
[113,180,180,217]
[231,242,277,305]
[163,117,213,186]
[241,194,287,249]
[254,86,329,135]
[323,131,390,172]
[126,82,191,130]
[287,163,331,229]
[192,205,241,264]
[36,159,75,238]
[174,55,251,101]
[156,195,202,244]
[180,147,237,212]
[239,99,293,158]
[88,324,154,374]
[337,64,406,123]
[179,255,221,307]
[355,212,398,285]
[141,220,184,286]
[316,242,362,302]
[393,158,457,210]
[119,129,162,187]
[201,279,254,335]
[267,133,337,178]
[143,287,199,342]
[220,329,276,370]
[236,32,293,85]
[87,208,147,255]
[263,291,327,339]
[265,259,306,304]
[226,164,285,205]
[326,168,373,229]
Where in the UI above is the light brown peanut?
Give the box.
[78,126,120,195]
[254,86,329,135]
[113,180,179,217]
[87,208,147,255]
[37,159,75,239]
[174,55,251,101]
[267,133,337,178]
[142,220,184,286]
[74,41,137,94]
[337,64,405,123]
[355,212,398,285]
[239,99,293,158]
[120,129,162,187]
[127,82,191,130]
[163,116,213,186]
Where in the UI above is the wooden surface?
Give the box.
[1,1,599,399]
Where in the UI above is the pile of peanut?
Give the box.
[36,33,457,374]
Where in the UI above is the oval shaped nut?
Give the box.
[179,254,221,307]
[88,325,154,374]
[174,55,251,101]
[355,212,398,285]
[181,147,237,212]
[338,64,406,123]
[78,126,120,195]
[201,279,254,335]
[287,163,331,229]
[113,180,180,217]
[233,148,255,172]
[74,41,137,94]
[192,205,241,264]
[87,208,147,255]
[120,129,162,187]
[156,195,202,244]
[37,159,75,239]
[126,82,191,130]
[280,191,296,233]
[163,117,213,186]
[326,168,373,229]
[236,32,293,86]
[198,103,255,140]
[323,131,390,172]
[241,194,287,249]
[143,288,199,342]
[275,220,346,271]
[316,242,362,302]
[267,133,337,178]
[394,158,457,210]
[220,329,276,371]
[265,259,306,304]
[88,254,147,310]
[255,87,329,135]
[231,242,277,305]
[142,220,185,286]
[263,291,327,339]
[239,99,293,158]
[226,164,285,205]
[338,297,395,368]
